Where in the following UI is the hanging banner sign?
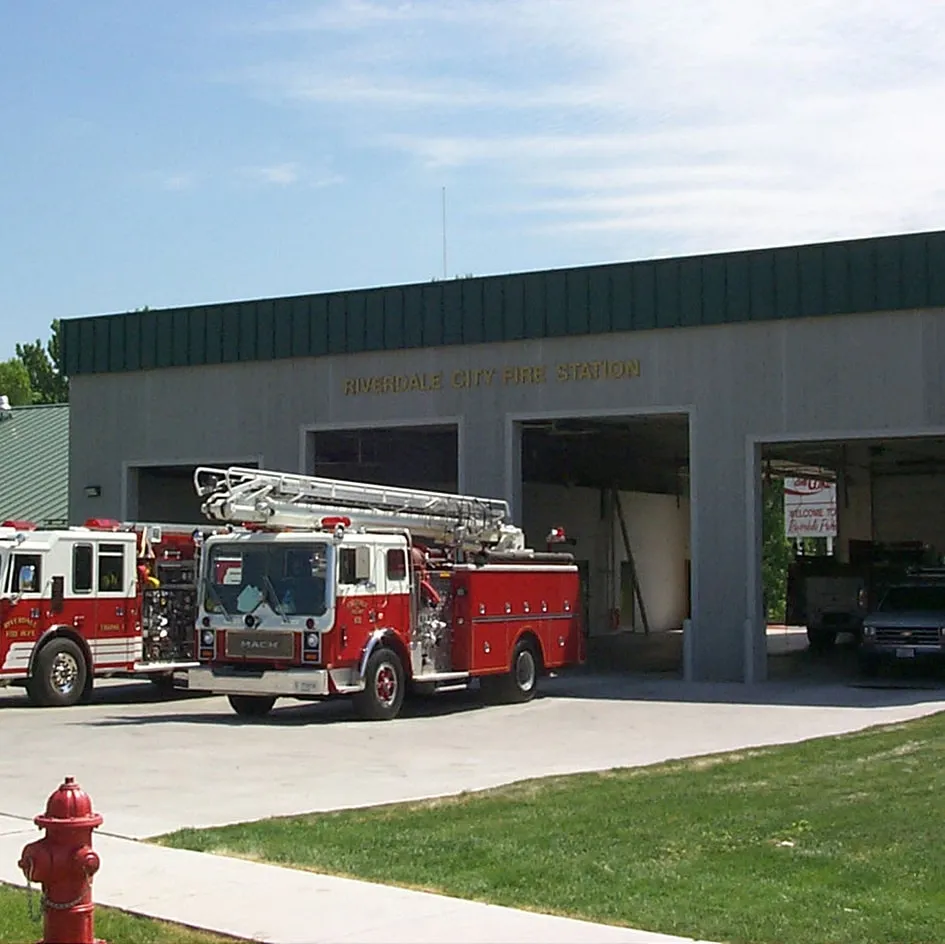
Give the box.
[784,477,838,537]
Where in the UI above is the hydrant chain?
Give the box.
[43,881,93,911]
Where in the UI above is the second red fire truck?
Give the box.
[0,519,204,706]
[187,466,586,720]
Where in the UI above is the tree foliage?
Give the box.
[14,319,68,404]
[0,358,34,405]
[762,475,793,621]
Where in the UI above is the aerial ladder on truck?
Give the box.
[186,465,583,722]
[192,465,532,555]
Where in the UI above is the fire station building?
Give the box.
[61,229,945,684]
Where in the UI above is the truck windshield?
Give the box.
[878,585,945,612]
[204,542,330,617]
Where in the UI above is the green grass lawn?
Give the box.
[156,711,945,944]
[0,883,242,944]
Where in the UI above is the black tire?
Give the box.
[227,694,277,718]
[858,653,882,678]
[28,637,89,708]
[353,646,406,721]
[481,637,540,705]
[148,674,178,695]
[807,626,837,651]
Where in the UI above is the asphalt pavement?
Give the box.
[1,670,943,942]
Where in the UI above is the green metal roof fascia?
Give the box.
[60,228,945,376]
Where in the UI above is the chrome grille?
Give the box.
[874,626,941,646]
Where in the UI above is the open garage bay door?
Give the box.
[132,462,258,525]
[761,435,945,682]
[518,414,691,676]
[309,425,459,493]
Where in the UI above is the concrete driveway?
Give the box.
[2,671,944,840]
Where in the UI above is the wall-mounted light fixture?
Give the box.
[84,485,102,498]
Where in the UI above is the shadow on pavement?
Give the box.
[0,679,214,711]
[548,667,945,710]
[569,627,945,709]
[5,628,944,720]
[83,684,498,728]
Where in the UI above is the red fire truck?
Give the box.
[0,519,204,706]
[187,466,585,720]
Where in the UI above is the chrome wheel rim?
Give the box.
[375,663,398,707]
[515,649,536,691]
[50,652,79,695]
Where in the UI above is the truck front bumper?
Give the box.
[187,666,330,698]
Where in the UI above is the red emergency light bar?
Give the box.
[84,518,123,531]
[2,520,36,530]
[321,516,352,530]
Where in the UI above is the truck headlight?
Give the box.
[863,626,876,639]
[201,629,215,647]
[305,632,319,649]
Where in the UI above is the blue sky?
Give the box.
[2,0,944,359]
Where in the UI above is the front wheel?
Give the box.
[807,626,837,651]
[858,653,882,678]
[28,637,89,707]
[353,646,406,721]
[227,694,277,718]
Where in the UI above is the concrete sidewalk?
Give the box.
[0,815,713,944]
[3,677,942,942]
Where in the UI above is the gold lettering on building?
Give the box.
[451,368,496,388]
[343,372,443,396]
[343,359,640,395]
[556,359,641,381]
[502,365,546,385]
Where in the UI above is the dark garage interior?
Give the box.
[310,425,459,493]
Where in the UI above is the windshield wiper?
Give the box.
[245,576,290,623]
[204,581,233,622]
[264,575,290,623]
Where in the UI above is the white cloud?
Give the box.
[250,162,302,185]
[241,161,345,189]
[228,0,945,253]
[161,173,197,192]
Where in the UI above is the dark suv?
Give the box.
[859,573,945,676]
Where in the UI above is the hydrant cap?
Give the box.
[34,776,103,829]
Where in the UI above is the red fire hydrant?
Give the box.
[18,776,106,944]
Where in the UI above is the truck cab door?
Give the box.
[89,539,137,667]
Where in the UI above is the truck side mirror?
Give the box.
[18,564,36,593]
[355,546,372,582]
[51,576,65,613]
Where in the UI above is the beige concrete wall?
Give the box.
[69,305,945,682]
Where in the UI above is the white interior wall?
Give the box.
[618,491,690,632]
[522,483,689,634]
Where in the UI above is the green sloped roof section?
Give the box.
[0,404,70,524]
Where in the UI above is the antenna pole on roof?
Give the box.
[441,185,448,279]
